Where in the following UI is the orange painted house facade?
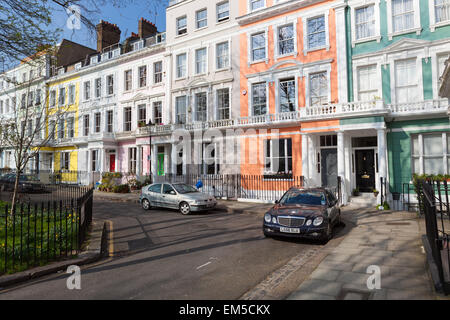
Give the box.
[236,0,348,196]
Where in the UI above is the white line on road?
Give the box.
[196,262,212,270]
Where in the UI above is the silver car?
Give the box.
[139,183,217,215]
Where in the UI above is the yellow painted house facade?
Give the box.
[40,75,81,182]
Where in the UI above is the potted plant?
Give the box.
[373,189,379,197]
[352,187,360,197]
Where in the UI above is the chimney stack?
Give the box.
[138,18,158,38]
[96,20,121,52]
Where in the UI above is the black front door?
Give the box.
[355,149,375,193]
[321,149,338,188]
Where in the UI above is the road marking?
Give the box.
[196,261,212,270]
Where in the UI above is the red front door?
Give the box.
[109,154,116,172]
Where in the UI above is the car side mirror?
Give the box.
[170,190,176,195]
[274,200,279,204]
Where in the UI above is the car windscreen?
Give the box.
[279,190,326,206]
[173,184,198,194]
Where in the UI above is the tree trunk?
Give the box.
[10,172,20,215]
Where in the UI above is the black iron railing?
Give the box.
[0,186,94,275]
[421,180,450,294]
[156,174,305,202]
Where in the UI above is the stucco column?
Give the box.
[301,133,309,187]
[337,131,347,204]
[137,147,142,177]
[171,144,178,175]
[151,144,158,177]
[377,128,388,201]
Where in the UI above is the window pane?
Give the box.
[425,158,444,174]
[279,78,296,112]
[307,16,326,48]
[412,135,419,155]
[424,134,443,156]
[278,24,294,55]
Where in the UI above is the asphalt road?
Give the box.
[0,201,326,300]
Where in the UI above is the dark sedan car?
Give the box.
[263,187,341,243]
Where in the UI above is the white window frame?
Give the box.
[303,12,330,55]
[124,70,133,92]
[429,0,450,31]
[248,28,269,65]
[411,132,450,175]
[195,47,208,75]
[176,16,187,36]
[216,87,231,120]
[196,8,208,30]
[217,1,230,23]
[175,95,187,124]
[194,91,208,122]
[274,21,298,59]
[154,61,163,84]
[216,41,230,71]
[138,65,147,88]
[276,76,298,113]
[264,138,293,175]
[356,64,380,101]
[390,57,424,104]
[386,0,421,40]
[61,152,70,171]
[349,0,381,47]
[303,63,332,108]
[83,81,91,101]
[107,75,114,95]
[68,84,75,105]
[249,81,269,116]
[249,0,266,13]
[175,52,188,79]
[95,78,102,98]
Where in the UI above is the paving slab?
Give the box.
[288,205,435,300]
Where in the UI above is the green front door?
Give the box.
[157,153,165,176]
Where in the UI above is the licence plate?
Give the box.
[280,227,301,234]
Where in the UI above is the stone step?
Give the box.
[349,193,379,207]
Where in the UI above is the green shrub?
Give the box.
[113,184,130,194]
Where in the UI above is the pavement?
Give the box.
[0,192,442,300]
[287,204,436,300]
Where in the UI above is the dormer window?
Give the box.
[133,40,144,51]
[90,55,99,65]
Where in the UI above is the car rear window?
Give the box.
[280,190,326,206]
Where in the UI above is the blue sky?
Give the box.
[51,0,169,50]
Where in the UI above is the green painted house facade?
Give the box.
[343,0,450,200]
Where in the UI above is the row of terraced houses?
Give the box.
[1,0,450,205]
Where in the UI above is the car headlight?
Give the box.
[306,220,312,226]
[264,214,271,223]
[272,217,277,224]
[313,217,324,226]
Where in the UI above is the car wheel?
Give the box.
[321,222,332,244]
[179,202,191,215]
[142,198,151,211]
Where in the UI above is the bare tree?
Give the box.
[0,48,69,214]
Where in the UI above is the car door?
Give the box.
[147,184,162,207]
[161,184,178,209]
